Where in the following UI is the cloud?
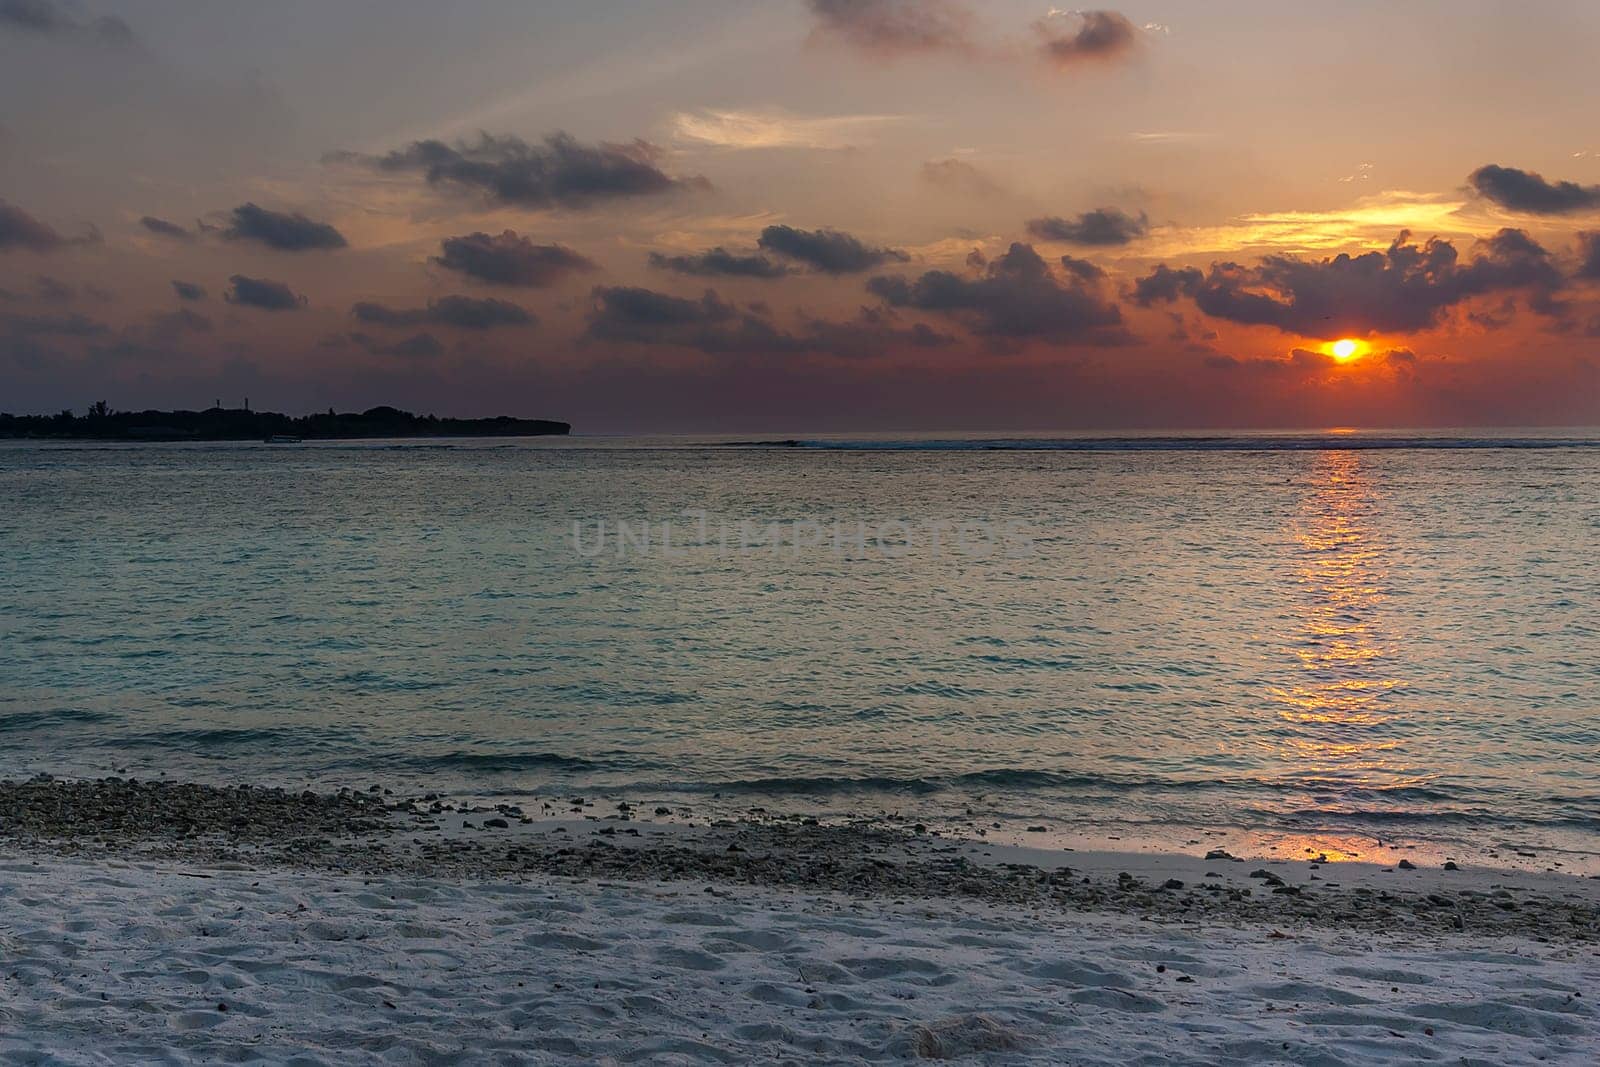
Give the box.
[0,198,65,251]
[139,215,193,241]
[1129,264,1204,306]
[1468,164,1600,216]
[222,203,346,251]
[432,230,595,287]
[670,108,905,151]
[224,274,306,311]
[1145,191,1475,259]
[804,0,974,55]
[805,3,1144,74]
[920,158,1005,198]
[338,132,704,209]
[170,279,206,301]
[351,295,535,330]
[587,286,781,352]
[1139,229,1564,336]
[588,286,736,336]
[648,247,791,279]
[416,295,534,329]
[867,240,1126,343]
[758,225,908,274]
[1579,232,1600,280]
[1057,254,1106,283]
[587,284,952,357]
[1035,10,1139,68]
[1026,208,1149,246]
[1127,130,1210,145]
[0,0,133,45]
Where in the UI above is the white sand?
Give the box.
[1,855,1596,1065]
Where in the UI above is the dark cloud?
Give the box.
[585,285,797,355]
[648,247,791,279]
[421,294,533,329]
[1468,164,1600,216]
[805,0,973,55]
[867,241,1126,343]
[587,287,755,349]
[1035,10,1139,67]
[758,225,908,274]
[351,295,535,330]
[588,285,951,357]
[0,0,134,45]
[140,216,193,241]
[1057,255,1106,283]
[1026,208,1148,246]
[224,274,306,311]
[1130,264,1204,306]
[1147,229,1563,335]
[223,203,346,251]
[339,132,703,209]
[0,198,64,251]
[432,230,595,287]
[1577,232,1600,280]
[170,280,206,302]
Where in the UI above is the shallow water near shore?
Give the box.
[2,431,1598,872]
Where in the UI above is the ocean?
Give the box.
[2,432,1597,870]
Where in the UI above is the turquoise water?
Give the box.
[2,434,1597,868]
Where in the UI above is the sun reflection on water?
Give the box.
[1265,451,1432,810]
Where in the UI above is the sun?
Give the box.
[1316,337,1371,364]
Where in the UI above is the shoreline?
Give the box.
[4,775,1599,1063]
[4,775,1597,943]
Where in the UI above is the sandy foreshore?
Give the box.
[2,776,1598,1063]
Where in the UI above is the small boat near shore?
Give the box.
[264,434,303,444]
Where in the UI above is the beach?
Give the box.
[9,0,1600,1060]
[2,777,1597,1064]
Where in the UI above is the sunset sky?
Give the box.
[4,0,1600,431]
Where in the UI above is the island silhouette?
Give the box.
[0,403,569,442]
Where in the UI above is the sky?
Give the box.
[3,0,1600,432]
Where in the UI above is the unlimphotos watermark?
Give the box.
[571,510,1033,559]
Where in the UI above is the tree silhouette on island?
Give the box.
[0,404,569,441]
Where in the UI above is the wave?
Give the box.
[619,768,1466,801]
[0,709,116,734]
[118,727,304,748]
[369,750,663,774]
[738,435,1600,453]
